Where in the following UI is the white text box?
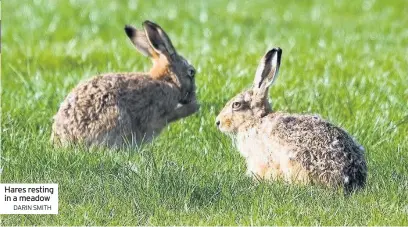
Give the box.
[0,183,58,214]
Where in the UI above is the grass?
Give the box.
[1,0,408,225]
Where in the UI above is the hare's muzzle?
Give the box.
[215,116,221,128]
[180,91,191,104]
[216,120,220,127]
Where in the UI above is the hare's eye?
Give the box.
[232,101,242,109]
[188,68,196,78]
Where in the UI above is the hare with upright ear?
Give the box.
[216,48,367,193]
[51,20,199,148]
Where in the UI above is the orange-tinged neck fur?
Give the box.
[150,55,171,80]
[149,55,181,91]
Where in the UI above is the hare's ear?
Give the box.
[124,25,159,58]
[142,20,177,60]
[253,48,282,98]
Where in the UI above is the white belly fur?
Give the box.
[236,126,309,183]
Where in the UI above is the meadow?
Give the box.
[1,0,408,225]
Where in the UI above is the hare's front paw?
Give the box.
[181,101,200,118]
[168,101,200,122]
[178,100,199,114]
[187,100,200,114]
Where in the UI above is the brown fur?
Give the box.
[216,48,367,192]
[52,21,199,148]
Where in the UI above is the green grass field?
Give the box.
[1,0,408,225]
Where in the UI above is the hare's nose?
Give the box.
[216,120,220,127]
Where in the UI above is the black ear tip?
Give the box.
[263,47,282,66]
[271,47,282,55]
[124,25,135,37]
[268,47,282,62]
[143,20,154,26]
[143,20,159,29]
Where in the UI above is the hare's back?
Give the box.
[267,113,356,148]
[52,73,150,142]
[267,114,363,161]
[266,113,366,186]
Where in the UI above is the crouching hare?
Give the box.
[52,20,199,147]
[216,48,367,193]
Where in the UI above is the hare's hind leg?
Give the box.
[286,159,310,184]
[261,160,310,185]
[263,156,310,184]
[263,162,284,181]
[246,157,283,181]
[89,128,123,148]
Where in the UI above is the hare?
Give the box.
[51,20,199,148]
[216,48,367,192]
